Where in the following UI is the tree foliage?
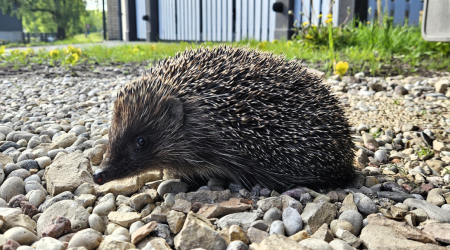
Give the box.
[0,0,87,39]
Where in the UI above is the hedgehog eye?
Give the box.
[137,137,146,147]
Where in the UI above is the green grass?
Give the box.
[1,21,450,76]
[54,32,103,44]
[3,32,103,48]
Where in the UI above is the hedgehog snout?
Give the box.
[93,169,106,185]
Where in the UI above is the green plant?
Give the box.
[396,165,408,176]
[417,145,433,158]
[393,99,400,105]
[371,130,382,138]
[444,167,450,175]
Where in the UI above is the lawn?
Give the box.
[1,20,450,77]
[3,32,103,48]
[53,32,103,44]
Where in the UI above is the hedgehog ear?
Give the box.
[165,96,184,124]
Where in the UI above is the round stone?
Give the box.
[338,210,363,235]
[0,177,25,202]
[3,227,38,245]
[269,220,285,235]
[67,228,103,249]
[157,179,188,197]
[26,190,46,207]
[8,169,31,180]
[89,213,106,233]
[282,207,302,236]
[263,207,282,224]
[34,237,66,250]
[330,220,354,235]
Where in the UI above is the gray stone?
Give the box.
[282,207,302,236]
[226,240,249,250]
[299,238,333,250]
[374,150,388,163]
[268,220,285,235]
[53,133,77,148]
[329,239,354,250]
[263,207,282,224]
[67,228,103,249]
[89,213,106,233]
[75,194,96,208]
[335,229,362,248]
[157,179,189,197]
[360,224,439,250]
[37,200,90,237]
[0,177,25,202]
[4,163,20,176]
[130,193,152,211]
[34,156,51,169]
[34,237,66,250]
[92,193,116,216]
[338,210,363,235]
[377,191,415,202]
[174,189,231,205]
[217,212,259,231]
[44,152,94,196]
[26,190,46,207]
[3,227,38,245]
[404,198,450,223]
[8,169,31,179]
[17,160,39,171]
[256,197,282,212]
[74,183,96,196]
[25,181,47,194]
[129,221,144,236]
[38,191,74,212]
[353,193,378,214]
[6,131,35,142]
[301,202,336,234]
[24,174,40,184]
[0,126,14,136]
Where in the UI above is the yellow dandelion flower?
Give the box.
[258,42,267,50]
[327,14,332,18]
[302,22,309,26]
[150,45,156,51]
[26,48,34,54]
[305,35,313,39]
[67,45,77,54]
[11,50,20,56]
[335,61,349,76]
[272,39,279,44]
[76,48,82,56]
[65,53,79,65]
[367,21,370,24]
[325,18,333,24]
[133,48,140,54]
[0,46,5,56]
[49,50,60,59]
[319,14,323,18]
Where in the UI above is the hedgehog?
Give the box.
[93,46,355,190]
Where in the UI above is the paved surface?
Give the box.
[5,41,149,52]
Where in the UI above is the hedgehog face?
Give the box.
[93,94,185,185]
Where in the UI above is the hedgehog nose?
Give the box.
[93,169,106,185]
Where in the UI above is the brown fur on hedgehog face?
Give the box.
[94,90,185,184]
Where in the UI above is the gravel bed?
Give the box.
[0,66,450,250]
